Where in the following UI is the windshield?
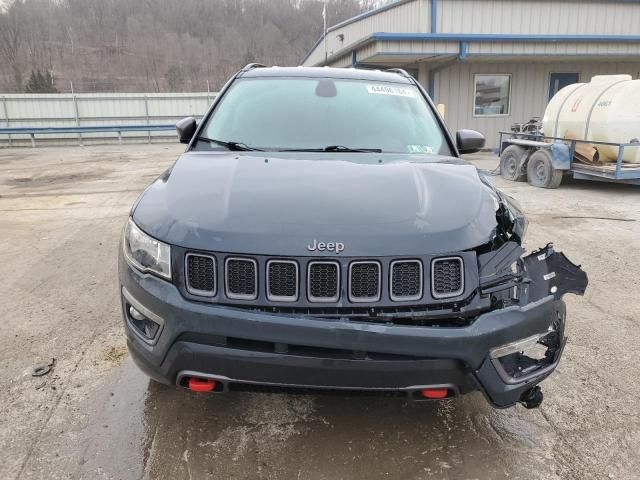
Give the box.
[199,77,452,155]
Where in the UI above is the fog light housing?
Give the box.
[490,312,565,384]
[122,288,164,345]
[129,306,145,321]
[126,303,161,341]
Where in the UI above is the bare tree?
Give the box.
[0,0,383,93]
[0,0,26,91]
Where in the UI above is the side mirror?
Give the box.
[456,129,485,154]
[176,117,197,144]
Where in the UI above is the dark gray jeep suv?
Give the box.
[119,65,587,408]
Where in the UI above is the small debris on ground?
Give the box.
[32,358,55,377]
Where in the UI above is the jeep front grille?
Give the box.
[183,251,467,306]
[349,261,381,302]
[390,260,423,301]
[431,257,464,298]
[225,257,258,300]
[267,260,298,301]
[185,253,216,296]
[308,261,340,302]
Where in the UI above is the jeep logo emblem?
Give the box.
[307,239,345,254]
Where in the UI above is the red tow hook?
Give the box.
[188,377,217,392]
[420,388,449,399]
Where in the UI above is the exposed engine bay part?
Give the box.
[485,191,529,249]
[478,242,588,303]
[522,244,589,302]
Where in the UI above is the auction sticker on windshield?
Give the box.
[366,85,416,97]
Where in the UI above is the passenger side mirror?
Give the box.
[176,117,197,144]
[456,129,485,154]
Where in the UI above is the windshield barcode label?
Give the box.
[366,85,416,97]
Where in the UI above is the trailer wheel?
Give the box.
[527,149,563,189]
[499,145,527,181]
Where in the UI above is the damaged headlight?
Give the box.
[498,193,529,240]
[123,218,172,279]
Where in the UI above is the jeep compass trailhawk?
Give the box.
[119,65,587,408]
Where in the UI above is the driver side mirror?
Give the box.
[456,129,485,154]
[176,117,197,144]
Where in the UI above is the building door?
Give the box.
[548,73,579,100]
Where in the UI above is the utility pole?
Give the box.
[323,1,328,64]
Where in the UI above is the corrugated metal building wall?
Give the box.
[304,0,640,148]
[305,0,430,67]
[437,0,640,35]
[435,62,640,147]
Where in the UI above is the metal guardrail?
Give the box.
[0,124,176,147]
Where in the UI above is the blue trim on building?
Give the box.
[361,51,640,58]
[459,41,468,60]
[430,0,437,33]
[373,32,640,43]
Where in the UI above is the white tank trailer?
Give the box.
[543,75,640,164]
[499,75,640,188]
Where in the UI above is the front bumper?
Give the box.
[119,253,573,408]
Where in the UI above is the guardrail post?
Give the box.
[144,95,151,144]
[72,93,83,146]
[30,133,36,148]
[1,96,11,146]
[118,131,122,145]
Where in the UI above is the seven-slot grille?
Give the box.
[390,260,423,301]
[308,261,340,302]
[349,261,381,302]
[185,253,216,295]
[184,254,465,303]
[225,258,258,300]
[267,260,299,301]
[431,257,464,298]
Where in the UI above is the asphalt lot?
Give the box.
[1,144,639,480]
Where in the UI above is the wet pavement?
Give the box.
[1,144,639,479]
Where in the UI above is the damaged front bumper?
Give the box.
[477,242,588,406]
[120,243,587,409]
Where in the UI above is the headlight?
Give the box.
[499,193,529,240]
[123,218,171,279]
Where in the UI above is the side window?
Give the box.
[473,74,511,116]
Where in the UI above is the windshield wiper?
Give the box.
[196,136,263,151]
[278,145,382,153]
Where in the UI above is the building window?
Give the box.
[473,74,511,116]
[548,73,579,101]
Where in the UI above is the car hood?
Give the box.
[132,151,499,256]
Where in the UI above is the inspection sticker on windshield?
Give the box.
[407,145,435,154]
[366,85,415,97]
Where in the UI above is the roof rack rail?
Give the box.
[241,63,267,72]
[385,68,413,79]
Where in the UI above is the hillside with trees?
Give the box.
[0,0,380,93]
